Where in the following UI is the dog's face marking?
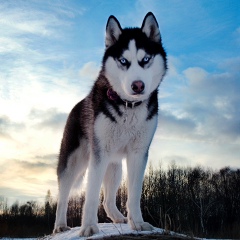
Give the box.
[105,39,166,102]
[104,13,166,102]
[120,41,152,69]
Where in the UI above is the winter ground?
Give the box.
[41,223,188,239]
[45,223,219,240]
[1,223,227,240]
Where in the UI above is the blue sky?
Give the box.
[0,0,239,204]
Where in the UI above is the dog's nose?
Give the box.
[131,80,145,94]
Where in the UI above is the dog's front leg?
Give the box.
[126,150,154,231]
[79,155,108,237]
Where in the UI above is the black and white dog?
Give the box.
[54,12,167,237]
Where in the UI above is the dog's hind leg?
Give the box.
[54,147,88,233]
[54,172,76,233]
[103,162,127,223]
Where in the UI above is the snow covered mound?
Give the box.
[43,223,188,240]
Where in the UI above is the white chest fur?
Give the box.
[94,103,157,156]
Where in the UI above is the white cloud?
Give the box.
[153,55,240,170]
[0,159,57,204]
[0,1,75,38]
[163,66,239,143]
[183,67,208,86]
[0,37,25,53]
[79,61,100,81]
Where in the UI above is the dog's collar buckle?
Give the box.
[123,100,142,108]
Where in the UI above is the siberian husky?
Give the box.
[54,12,167,237]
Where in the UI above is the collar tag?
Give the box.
[107,88,119,101]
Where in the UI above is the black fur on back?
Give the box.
[57,100,90,176]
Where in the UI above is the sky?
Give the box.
[0,0,239,205]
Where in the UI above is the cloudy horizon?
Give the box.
[0,0,239,205]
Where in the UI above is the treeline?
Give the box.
[0,190,56,237]
[140,164,240,238]
[0,165,240,238]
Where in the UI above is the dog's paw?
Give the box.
[113,217,128,224]
[129,221,154,231]
[53,225,71,234]
[79,224,99,237]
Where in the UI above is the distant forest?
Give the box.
[0,164,240,239]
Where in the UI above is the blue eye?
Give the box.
[143,57,149,62]
[143,56,151,63]
[119,57,128,66]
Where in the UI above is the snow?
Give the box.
[40,223,188,240]
[1,239,36,240]
[1,223,229,240]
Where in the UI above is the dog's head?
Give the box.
[103,12,167,102]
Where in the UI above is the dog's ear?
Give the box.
[105,15,122,48]
[141,12,161,42]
